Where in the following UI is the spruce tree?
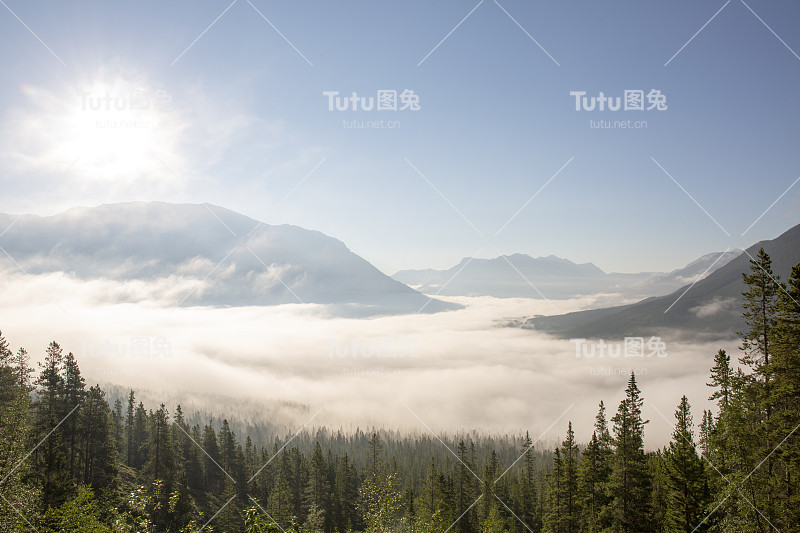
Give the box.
[664,396,708,532]
[607,375,651,532]
[32,341,71,508]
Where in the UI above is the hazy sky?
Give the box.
[1,0,799,274]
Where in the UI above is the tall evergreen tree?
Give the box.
[61,351,86,482]
[32,341,71,508]
[305,442,331,531]
[578,402,612,533]
[125,390,135,467]
[0,333,40,532]
[607,375,651,532]
[79,385,117,494]
[664,396,708,532]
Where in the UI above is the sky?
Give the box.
[1,0,799,277]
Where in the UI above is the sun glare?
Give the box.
[52,75,181,183]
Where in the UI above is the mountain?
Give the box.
[525,224,800,339]
[393,251,740,300]
[0,202,459,316]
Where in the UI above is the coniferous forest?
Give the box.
[1,249,799,533]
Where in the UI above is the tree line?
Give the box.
[0,248,798,532]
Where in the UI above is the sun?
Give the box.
[53,74,182,183]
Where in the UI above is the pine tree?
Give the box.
[707,349,733,412]
[647,452,669,533]
[143,404,175,486]
[79,385,117,494]
[305,442,331,531]
[125,390,135,467]
[366,432,385,480]
[0,333,40,532]
[607,375,651,532]
[578,403,612,533]
[32,340,71,508]
[13,347,33,391]
[267,468,294,528]
[768,262,800,528]
[61,350,86,482]
[453,439,478,533]
[132,402,148,470]
[110,398,125,462]
[664,396,708,532]
[543,447,563,533]
[202,423,223,493]
[740,248,779,380]
[478,450,500,527]
[737,248,781,527]
[517,431,540,533]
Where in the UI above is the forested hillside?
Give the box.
[1,249,799,532]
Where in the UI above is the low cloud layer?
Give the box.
[0,272,739,448]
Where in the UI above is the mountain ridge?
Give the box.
[524,223,800,339]
[0,201,459,316]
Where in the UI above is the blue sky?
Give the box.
[1,0,799,274]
